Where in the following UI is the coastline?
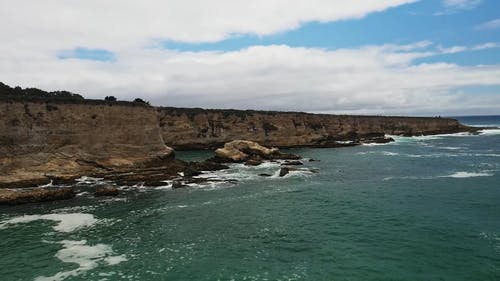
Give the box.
[0,98,479,192]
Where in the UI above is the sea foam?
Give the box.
[0,213,97,233]
[443,171,494,178]
[35,240,127,281]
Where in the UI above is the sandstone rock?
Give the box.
[215,140,279,162]
[0,101,174,188]
[159,107,472,150]
[0,188,75,205]
[94,186,119,197]
[214,140,300,163]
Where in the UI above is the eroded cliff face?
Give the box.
[0,102,470,187]
[158,108,468,149]
[0,101,173,186]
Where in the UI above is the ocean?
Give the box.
[0,116,499,281]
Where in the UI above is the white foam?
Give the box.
[362,142,391,146]
[479,129,500,136]
[35,240,127,281]
[75,176,105,185]
[389,132,475,144]
[440,147,462,150]
[443,171,494,178]
[0,213,97,233]
[381,151,399,156]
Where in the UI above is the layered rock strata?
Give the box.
[158,107,470,150]
[0,101,173,188]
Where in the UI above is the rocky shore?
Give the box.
[0,83,478,204]
[0,140,305,204]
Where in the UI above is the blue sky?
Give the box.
[1,0,499,115]
[161,0,499,65]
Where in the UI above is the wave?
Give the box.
[389,132,475,143]
[362,142,393,146]
[442,171,494,178]
[479,129,500,136]
[0,213,97,233]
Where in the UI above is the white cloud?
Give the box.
[434,0,481,15]
[0,0,418,50]
[0,0,499,115]
[1,42,499,116]
[476,19,500,30]
[443,0,481,9]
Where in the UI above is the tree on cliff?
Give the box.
[133,98,150,105]
[0,82,84,101]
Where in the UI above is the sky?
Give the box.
[0,0,499,115]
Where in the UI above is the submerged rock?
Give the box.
[94,186,119,197]
[0,188,75,205]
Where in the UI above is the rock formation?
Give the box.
[158,107,470,150]
[0,101,173,188]
[0,82,475,194]
[214,140,300,163]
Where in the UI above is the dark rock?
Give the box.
[362,137,395,144]
[0,188,76,205]
[245,159,263,166]
[282,160,303,166]
[94,186,119,197]
[274,153,301,160]
[172,180,185,189]
[309,158,319,162]
[190,160,229,171]
[143,180,169,187]
[183,167,201,177]
[279,167,290,177]
[259,173,273,177]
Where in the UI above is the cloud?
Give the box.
[435,0,481,15]
[438,43,500,53]
[476,19,500,30]
[1,41,499,115]
[443,0,481,9]
[0,0,418,51]
[0,1,499,115]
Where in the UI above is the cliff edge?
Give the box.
[0,101,173,187]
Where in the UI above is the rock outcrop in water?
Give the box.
[214,140,299,163]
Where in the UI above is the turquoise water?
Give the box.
[1,116,499,281]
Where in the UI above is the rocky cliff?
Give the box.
[158,107,469,149]
[0,101,173,187]
[0,101,471,188]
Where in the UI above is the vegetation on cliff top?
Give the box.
[0,82,150,107]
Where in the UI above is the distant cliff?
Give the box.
[158,107,469,149]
